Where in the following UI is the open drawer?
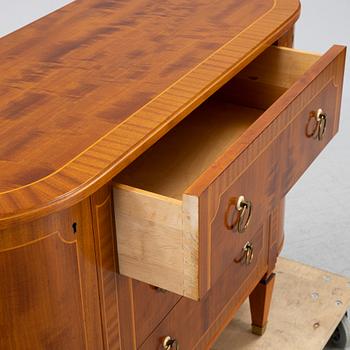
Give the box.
[113,45,346,300]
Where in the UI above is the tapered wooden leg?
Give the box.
[249,273,276,335]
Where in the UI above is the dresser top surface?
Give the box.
[0,0,300,226]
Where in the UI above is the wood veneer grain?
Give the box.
[90,184,121,350]
[116,278,181,349]
[0,0,301,228]
[0,200,104,349]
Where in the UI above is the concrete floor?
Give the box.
[1,0,349,348]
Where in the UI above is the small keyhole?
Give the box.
[72,222,77,234]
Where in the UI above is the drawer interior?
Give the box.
[113,46,322,299]
[115,46,320,198]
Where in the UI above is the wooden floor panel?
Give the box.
[212,258,350,350]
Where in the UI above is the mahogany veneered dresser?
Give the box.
[0,0,346,349]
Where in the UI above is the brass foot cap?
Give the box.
[251,324,267,336]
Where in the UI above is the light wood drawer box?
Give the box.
[113,45,346,300]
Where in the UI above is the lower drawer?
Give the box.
[117,277,181,348]
[139,223,269,350]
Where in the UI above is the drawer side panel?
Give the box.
[113,185,184,296]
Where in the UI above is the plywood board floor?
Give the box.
[212,258,350,350]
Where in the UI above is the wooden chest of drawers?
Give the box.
[0,0,345,349]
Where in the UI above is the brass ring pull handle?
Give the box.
[162,336,179,350]
[316,109,327,140]
[236,195,252,233]
[306,108,327,140]
[234,241,254,265]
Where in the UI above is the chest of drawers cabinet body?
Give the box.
[0,0,345,349]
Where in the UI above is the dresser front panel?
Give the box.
[0,201,104,349]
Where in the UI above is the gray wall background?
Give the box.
[0,0,72,37]
[284,1,350,278]
[0,1,349,276]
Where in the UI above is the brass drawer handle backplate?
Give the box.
[306,108,327,141]
[162,336,179,350]
[235,241,254,265]
[236,195,252,233]
[225,195,253,233]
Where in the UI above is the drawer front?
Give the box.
[117,276,181,349]
[140,224,268,350]
[211,78,340,287]
[133,281,181,347]
[188,45,346,295]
